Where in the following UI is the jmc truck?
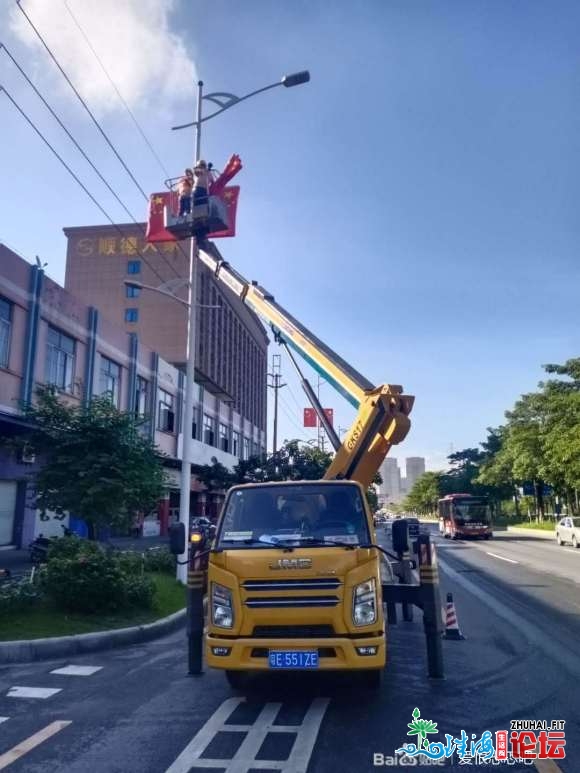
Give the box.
[197,242,415,688]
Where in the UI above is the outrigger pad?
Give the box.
[164,196,229,239]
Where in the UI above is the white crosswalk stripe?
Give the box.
[50,665,103,676]
[0,718,8,725]
[164,695,330,773]
[7,687,62,699]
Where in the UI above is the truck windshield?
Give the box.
[453,501,491,524]
[217,483,371,549]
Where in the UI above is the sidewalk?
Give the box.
[0,535,170,576]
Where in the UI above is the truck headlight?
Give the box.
[353,578,377,627]
[212,583,234,629]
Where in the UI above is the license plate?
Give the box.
[268,650,319,669]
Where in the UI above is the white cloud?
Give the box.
[8,0,196,115]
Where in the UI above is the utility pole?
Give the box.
[267,354,286,454]
[317,376,322,451]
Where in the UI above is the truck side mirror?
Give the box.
[392,518,409,555]
[169,522,185,555]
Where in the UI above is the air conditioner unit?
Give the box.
[21,447,36,464]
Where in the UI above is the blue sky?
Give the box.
[1,0,579,472]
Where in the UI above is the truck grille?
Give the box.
[245,595,339,608]
[243,578,341,591]
[252,625,335,638]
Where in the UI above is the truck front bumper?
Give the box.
[206,634,386,671]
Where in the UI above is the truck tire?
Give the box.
[225,670,248,691]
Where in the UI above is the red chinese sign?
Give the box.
[303,408,334,428]
[303,408,317,428]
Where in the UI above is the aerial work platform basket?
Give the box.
[163,190,230,239]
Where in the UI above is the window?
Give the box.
[99,356,121,406]
[127,260,141,274]
[0,297,11,369]
[158,389,175,433]
[46,326,75,392]
[203,414,215,446]
[126,285,141,298]
[217,483,371,549]
[125,308,139,323]
[135,376,148,417]
[219,423,229,453]
[243,437,250,461]
[232,431,240,457]
[192,420,197,440]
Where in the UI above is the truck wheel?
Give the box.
[225,670,248,691]
[360,669,383,689]
[556,533,562,546]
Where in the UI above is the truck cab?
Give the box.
[206,480,385,687]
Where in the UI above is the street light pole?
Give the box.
[176,80,204,584]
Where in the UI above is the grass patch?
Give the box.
[0,573,186,642]
[509,521,556,531]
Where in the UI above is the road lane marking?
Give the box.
[6,687,62,699]
[485,552,519,564]
[164,695,330,773]
[0,718,8,725]
[0,720,71,770]
[50,665,103,676]
[438,555,580,678]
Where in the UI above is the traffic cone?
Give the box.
[442,592,465,640]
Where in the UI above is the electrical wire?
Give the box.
[0,43,182,280]
[285,380,305,412]
[62,0,172,180]
[16,0,149,201]
[0,86,170,287]
[278,393,310,437]
[15,1,212,285]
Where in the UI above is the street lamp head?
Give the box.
[123,280,143,290]
[281,70,310,88]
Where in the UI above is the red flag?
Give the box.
[146,192,176,242]
[323,408,334,427]
[145,186,240,242]
[208,186,239,238]
[210,154,242,196]
[304,408,317,428]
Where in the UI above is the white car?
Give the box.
[556,517,580,547]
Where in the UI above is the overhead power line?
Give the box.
[62,0,172,180]
[0,43,181,280]
[16,0,149,201]
[0,86,169,287]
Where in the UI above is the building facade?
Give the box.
[0,243,266,548]
[379,457,402,504]
[63,223,268,433]
[405,457,426,492]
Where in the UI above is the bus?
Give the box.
[438,494,492,540]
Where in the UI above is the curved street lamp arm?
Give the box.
[171,81,280,131]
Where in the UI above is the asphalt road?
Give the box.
[0,527,576,772]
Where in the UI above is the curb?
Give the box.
[0,607,186,665]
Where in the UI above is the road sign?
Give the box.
[521,482,553,497]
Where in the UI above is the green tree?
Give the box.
[193,457,235,492]
[441,448,486,495]
[503,392,549,519]
[231,439,380,509]
[403,472,443,515]
[15,386,167,538]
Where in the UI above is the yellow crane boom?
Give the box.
[198,241,414,488]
